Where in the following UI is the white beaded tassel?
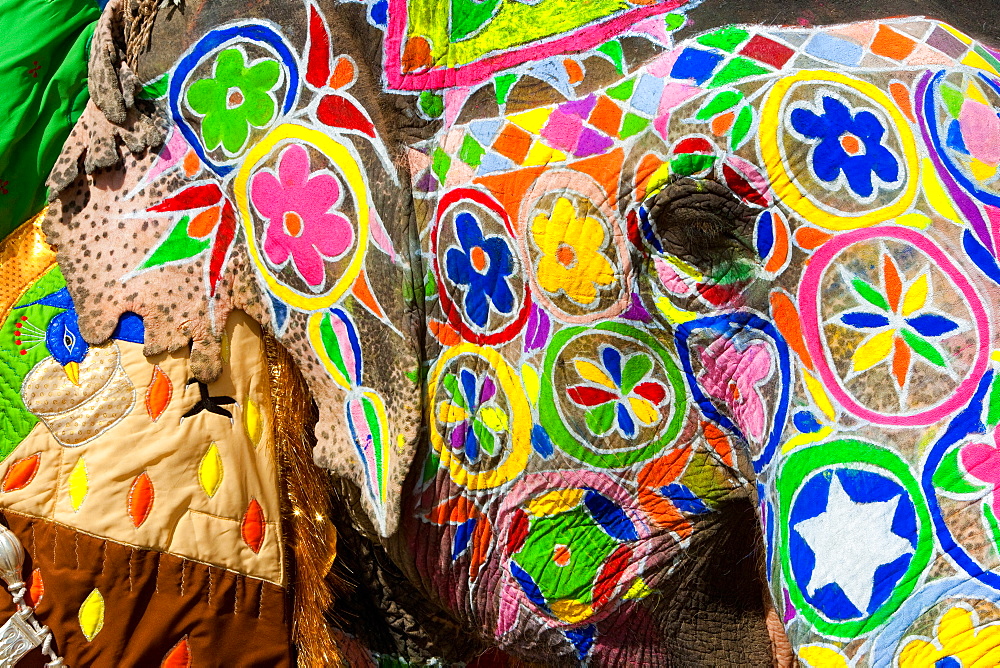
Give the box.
[0,524,63,667]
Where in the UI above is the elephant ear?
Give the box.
[42,0,423,536]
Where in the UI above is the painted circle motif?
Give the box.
[922,69,1000,208]
[799,226,988,426]
[432,189,531,344]
[539,322,687,468]
[517,171,631,323]
[761,71,918,230]
[427,343,531,489]
[497,472,652,629]
[170,24,299,175]
[777,440,932,638]
[234,124,369,310]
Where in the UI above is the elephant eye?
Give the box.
[642,177,757,275]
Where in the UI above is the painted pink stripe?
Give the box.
[799,226,990,426]
[331,315,359,384]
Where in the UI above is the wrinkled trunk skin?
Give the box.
[40,0,1000,665]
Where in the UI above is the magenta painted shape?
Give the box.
[541,110,584,152]
[573,127,615,157]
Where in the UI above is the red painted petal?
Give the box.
[673,137,713,155]
[506,509,529,557]
[128,472,154,527]
[241,498,265,553]
[593,544,631,609]
[723,163,769,207]
[306,4,332,89]
[633,382,666,405]
[161,636,191,668]
[208,200,236,297]
[567,386,616,407]
[147,183,223,213]
[2,454,40,493]
[316,95,376,137]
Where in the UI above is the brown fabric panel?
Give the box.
[0,512,293,667]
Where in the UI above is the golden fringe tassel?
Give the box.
[264,334,343,668]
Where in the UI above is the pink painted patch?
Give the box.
[960,99,1000,165]
[541,110,584,152]
[653,257,691,294]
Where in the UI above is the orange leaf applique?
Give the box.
[24,569,43,608]
[161,636,191,668]
[146,365,173,422]
[241,498,265,553]
[128,472,154,528]
[2,453,40,493]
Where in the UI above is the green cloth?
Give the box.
[0,0,100,237]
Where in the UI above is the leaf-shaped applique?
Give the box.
[199,443,223,498]
[2,453,40,493]
[24,569,43,607]
[241,498,265,553]
[128,472,154,527]
[146,365,173,422]
[79,588,105,641]
[69,457,88,511]
[244,399,262,446]
[161,636,191,668]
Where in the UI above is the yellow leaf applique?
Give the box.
[79,588,105,641]
[199,443,224,498]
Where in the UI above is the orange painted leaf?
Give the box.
[883,254,902,312]
[793,226,832,250]
[703,421,734,467]
[128,472,154,527]
[186,206,220,239]
[145,365,173,422]
[24,569,43,607]
[161,636,191,668]
[329,55,356,89]
[429,320,461,346]
[2,454,40,493]
[769,290,814,371]
[889,81,915,122]
[241,498,265,553]
[763,211,789,274]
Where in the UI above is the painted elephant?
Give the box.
[13,0,1000,663]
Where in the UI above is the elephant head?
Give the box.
[41,0,1000,664]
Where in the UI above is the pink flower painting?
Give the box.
[250,144,354,287]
